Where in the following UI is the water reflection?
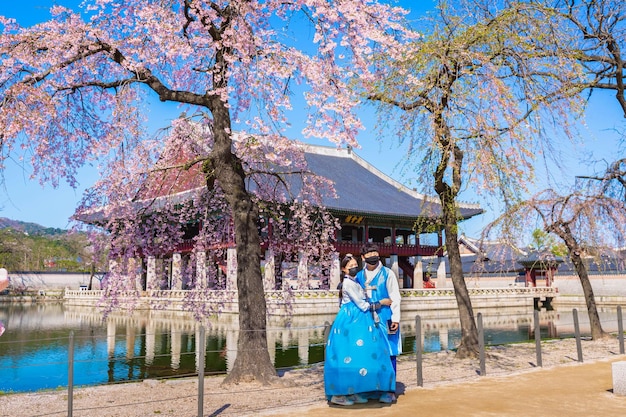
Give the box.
[0,302,620,393]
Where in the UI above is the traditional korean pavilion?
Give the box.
[518,251,564,288]
[294,145,483,282]
[84,143,484,291]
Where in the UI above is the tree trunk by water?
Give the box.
[208,99,276,385]
[442,203,479,358]
[567,245,609,340]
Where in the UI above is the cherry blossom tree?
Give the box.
[364,1,586,358]
[0,1,413,384]
[481,0,626,341]
[485,185,626,340]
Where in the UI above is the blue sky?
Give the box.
[0,1,623,239]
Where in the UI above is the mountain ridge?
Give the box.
[0,217,67,236]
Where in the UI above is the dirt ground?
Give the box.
[2,337,626,417]
[266,357,626,417]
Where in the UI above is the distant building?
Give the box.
[452,234,626,287]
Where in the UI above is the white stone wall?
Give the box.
[5,271,95,290]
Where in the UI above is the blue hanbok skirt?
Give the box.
[324,301,396,398]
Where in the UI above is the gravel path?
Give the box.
[1,337,624,417]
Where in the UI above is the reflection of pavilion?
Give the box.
[64,304,577,373]
[64,306,332,373]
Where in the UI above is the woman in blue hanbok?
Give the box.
[324,254,396,406]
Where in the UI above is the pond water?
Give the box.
[0,302,619,393]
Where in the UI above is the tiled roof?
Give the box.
[453,235,626,275]
[134,142,483,223]
[300,145,483,221]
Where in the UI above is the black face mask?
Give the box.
[364,256,379,266]
[348,266,360,277]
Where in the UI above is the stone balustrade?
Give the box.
[64,286,558,315]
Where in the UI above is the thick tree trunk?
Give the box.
[567,244,609,340]
[434,182,479,357]
[442,202,480,358]
[549,224,610,341]
[432,112,479,358]
[208,101,276,385]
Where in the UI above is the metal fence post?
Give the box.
[573,308,583,362]
[618,306,624,355]
[68,330,74,417]
[197,325,206,417]
[534,309,542,367]
[415,315,423,387]
[477,313,486,376]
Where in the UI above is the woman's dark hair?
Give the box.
[340,254,354,269]
[338,254,355,300]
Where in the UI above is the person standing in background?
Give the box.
[423,272,436,288]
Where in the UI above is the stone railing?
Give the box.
[65,287,557,300]
[64,286,558,315]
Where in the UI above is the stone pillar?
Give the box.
[226,247,237,291]
[226,329,239,372]
[413,256,423,289]
[546,268,554,287]
[195,326,206,373]
[297,252,308,290]
[196,251,207,289]
[263,249,276,291]
[329,252,341,290]
[126,325,136,360]
[171,326,181,370]
[612,361,626,395]
[107,320,116,357]
[163,258,171,289]
[146,256,157,290]
[298,330,309,365]
[439,327,449,351]
[436,258,446,288]
[145,322,156,365]
[390,254,400,287]
[172,253,183,290]
[128,257,143,291]
[266,330,276,366]
[282,331,290,355]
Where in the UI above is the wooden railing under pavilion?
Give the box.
[175,239,442,257]
[334,241,443,257]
